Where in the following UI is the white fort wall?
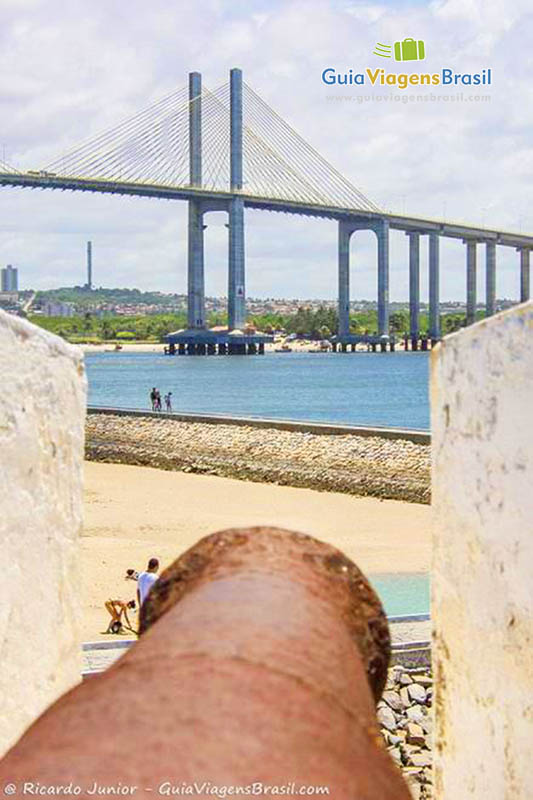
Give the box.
[431,301,533,799]
[0,311,86,756]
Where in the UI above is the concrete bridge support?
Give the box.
[377,219,390,337]
[228,67,246,331]
[428,232,440,341]
[187,201,206,329]
[519,247,530,303]
[338,221,351,337]
[408,232,420,346]
[338,218,390,340]
[466,240,477,325]
[485,242,496,317]
[186,68,247,334]
[228,197,246,331]
[187,71,206,330]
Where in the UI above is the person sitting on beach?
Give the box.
[137,557,160,606]
[164,392,172,412]
[105,599,136,634]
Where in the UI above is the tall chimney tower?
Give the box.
[86,241,92,289]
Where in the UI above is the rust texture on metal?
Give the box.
[0,527,409,799]
[140,526,391,700]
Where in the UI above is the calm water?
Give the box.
[86,350,430,613]
[371,573,430,617]
[86,350,430,430]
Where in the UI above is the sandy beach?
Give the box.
[81,338,409,355]
[82,460,431,641]
[81,341,336,354]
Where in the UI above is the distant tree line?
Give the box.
[29,305,475,343]
[34,286,186,309]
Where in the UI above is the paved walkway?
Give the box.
[82,617,431,676]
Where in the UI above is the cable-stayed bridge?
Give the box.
[0,68,531,353]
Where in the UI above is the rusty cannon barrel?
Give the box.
[0,527,410,799]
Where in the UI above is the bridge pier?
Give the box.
[465,240,477,325]
[187,71,206,330]
[187,201,206,329]
[337,217,390,344]
[519,247,530,302]
[408,232,420,346]
[485,242,496,317]
[428,232,440,342]
[338,221,351,337]
[228,197,245,330]
[377,219,390,337]
[228,67,246,332]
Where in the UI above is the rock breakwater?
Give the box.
[85,413,430,503]
[380,664,434,799]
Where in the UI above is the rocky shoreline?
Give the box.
[85,413,430,503]
[380,664,433,799]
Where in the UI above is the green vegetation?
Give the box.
[28,305,476,343]
[29,312,188,343]
[34,286,186,309]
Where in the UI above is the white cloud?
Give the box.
[0,0,531,301]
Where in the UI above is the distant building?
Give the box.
[0,292,19,307]
[1,265,18,292]
[42,301,75,317]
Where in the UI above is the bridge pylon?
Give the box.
[187,71,205,329]
[185,68,247,334]
[168,68,271,354]
[228,68,246,332]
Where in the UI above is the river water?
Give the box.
[85,350,430,430]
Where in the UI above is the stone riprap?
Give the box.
[85,413,431,503]
[379,665,433,799]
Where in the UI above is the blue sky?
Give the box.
[0,0,532,301]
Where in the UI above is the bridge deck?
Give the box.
[1,171,532,248]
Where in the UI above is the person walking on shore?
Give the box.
[137,557,160,606]
[150,387,157,411]
[164,392,173,412]
[155,389,162,411]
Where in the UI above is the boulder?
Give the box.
[382,690,403,713]
[406,722,426,746]
[407,683,427,704]
[410,752,432,768]
[406,705,427,725]
[377,705,397,732]
[400,686,411,707]
[389,747,402,767]
[421,716,433,735]
[411,674,433,688]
